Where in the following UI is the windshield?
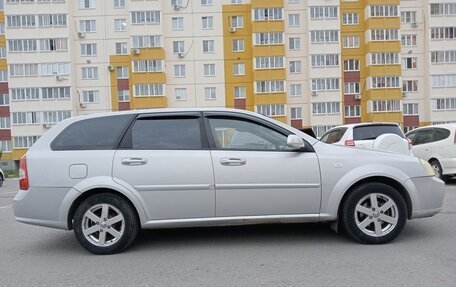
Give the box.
[353,125,404,141]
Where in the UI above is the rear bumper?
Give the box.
[407,176,445,219]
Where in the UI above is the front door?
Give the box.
[204,113,321,217]
[112,113,215,220]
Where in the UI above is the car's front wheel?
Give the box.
[73,193,139,255]
[340,182,407,244]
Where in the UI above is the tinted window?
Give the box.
[51,115,132,150]
[413,129,434,145]
[406,131,417,143]
[433,128,450,142]
[321,128,347,144]
[208,118,288,151]
[130,118,202,149]
[353,125,404,140]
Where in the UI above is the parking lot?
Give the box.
[0,178,455,287]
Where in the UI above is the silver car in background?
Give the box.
[13,109,445,254]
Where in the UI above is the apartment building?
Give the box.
[1,0,456,168]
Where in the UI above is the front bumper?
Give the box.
[407,176,445,219]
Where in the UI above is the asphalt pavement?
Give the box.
[0,178,455,287]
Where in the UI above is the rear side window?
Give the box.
[433,128,450,142]
[51,115,133,151]
[320,128,347,144]
[413,129,434,145]
[353,125,404,141]
[129,118,203,150]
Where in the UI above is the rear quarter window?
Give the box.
[353,125,404,141]
[51,115,133,151]
[433,128,450,142]
[320,128,347,144]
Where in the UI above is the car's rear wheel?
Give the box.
[73,193,139,255]
[429,159,449,183]
[340,182,407,244]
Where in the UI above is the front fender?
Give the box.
[320,164,413,220]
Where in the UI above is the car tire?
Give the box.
[340,182,407,244]
[73,193,139,255]
[429,160,449,183]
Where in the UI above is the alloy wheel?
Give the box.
[82,203,125,247]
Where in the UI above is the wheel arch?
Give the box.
[338,176,413,220]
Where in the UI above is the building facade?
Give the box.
[2,0,456,166]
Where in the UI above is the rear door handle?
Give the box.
[220,158,246,166]
[121,158,148,166]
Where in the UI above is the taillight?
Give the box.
[345,140,355,147]
[19,155,29,190]
[407,138,413,150]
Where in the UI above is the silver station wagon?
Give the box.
[13,109,445,254]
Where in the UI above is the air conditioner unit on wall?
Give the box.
[174,4,180,10]
[402,91,407,97]
[411,22,418,28]
[178,52,185,58]
[108,65,115,71]
[229,27,237,33]
[77,32,85,38]
[354,94,362,100]
[131,48,140,55]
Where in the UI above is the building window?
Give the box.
[344,82,360,94]
[402,57,418,69]
[430,3,456,16]
[403,103,419,115]
[431,27,456,40]
[370,52,400,65]
[81,67,99,79]
[254,32,284,45]
[131,11,160,25]
[172,17,184,30]
[289,61,302,73]
[38,14,67,27]
[254,56,284,69]
[117,90,130,102]
[253,8,283,21]
[311,54,339,67]
[202,40,215,53]
[131,35,161,48]
[233,63,245,76]
[115,42,128,54]
[9,64,39,77]
[289,37,301,50]
[11,88,40,101]
[290,107,302,119]
[0,117,10,129]
[401,11,416,23]
[311,78,340,91]
[290,84,302,97]
[132,60,163,73]
[0,141,12,152]
[232,39,244,52]
[114,0,125,8]
[431,75,456,88]
[0,94,9,106]
[234,86,246,99]
[371,100,401,112]
[0,71,6,82]
[204,87,216,100]
[255,81,285,93]
[133,84,164,97]
[343,59,360,71]
[43,111,71,124]
[7,39,37,52]
[371,76,401,88]
[80,0,95,9]
[431,51,456,64]
[403,80,418,92]
[310,6,338,20]
[342,13,358,25]
[6,15,36,28]
[42,87,71,100]
[369,5,399,17]
[40,63,69,76]
[82,90,100,103]
[173,41,185,54]
[433,98,456,110]
[201,0,213,5]
[81,43,97,56]
[313,126,336,138]
[203,64,216,77]
[40,38,69,52]
[312,102,341,115]
[114,19,127,31]
[13,136,40,148]
[202,16,214,29]
[310,30,339,43]
[343,36,360,48]
[175,88,187,101]
[174,64,186,77]
[370,29,399,41]
[345,105,360,117]
[230,16,243,28]
[79,20,96,32]
[288,14,300,27]
[12,112,41,125]
[256,104,285,117]
[117,67,129,79]
[401,34,417,46]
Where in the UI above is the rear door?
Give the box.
[204,113,321,217]
[112,113,215,220]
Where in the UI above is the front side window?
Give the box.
[129,117,203,150]
[208,117,288,151]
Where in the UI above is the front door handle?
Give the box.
[220,158,246,166]
[121,158,148,166]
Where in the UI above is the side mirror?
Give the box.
[287,135,305,150]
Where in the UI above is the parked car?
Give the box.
[406,124,456,182]
[13,109,444,254]
[0,168,4,187]
[320,123,410,153]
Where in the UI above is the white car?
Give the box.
[406,124,456,182]
[320,123,410,154]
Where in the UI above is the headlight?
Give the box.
[420,159,435,177]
